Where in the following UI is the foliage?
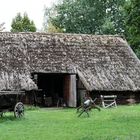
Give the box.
[101,0,126,35]
[42,8,63,33]
[11,13,36,32]
[1,105,140,140]
[0,22,5,31]
[44,0,126,35]
[47,22,63,33]
[124,0,140,58]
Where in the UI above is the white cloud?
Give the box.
[0,0,57,31]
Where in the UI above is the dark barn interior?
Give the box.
[33,73,66,107]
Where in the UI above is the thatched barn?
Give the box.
[0,32,140,107]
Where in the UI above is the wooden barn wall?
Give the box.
[90,91,140,105]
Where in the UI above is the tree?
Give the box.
[11,13,36,32]
[124,0,140,58]
[101,0,126,34]
[44,0,126,35]
[42,7,63,33]
[0,22,5,31]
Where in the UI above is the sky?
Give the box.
[0,0,58,31]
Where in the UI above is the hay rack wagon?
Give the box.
[0,90,25,118]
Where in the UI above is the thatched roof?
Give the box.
[0,71,37,91]
[0,32,140,91]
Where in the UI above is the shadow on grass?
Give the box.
[24,105,39,111]
[0,113,25,123]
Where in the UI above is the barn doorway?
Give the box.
[32,73,77,107]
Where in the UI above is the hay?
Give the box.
[0,71,37,91]
[19,73,38,90]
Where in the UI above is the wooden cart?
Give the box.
[0,90,25,118]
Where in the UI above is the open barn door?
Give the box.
[63,75,77,107]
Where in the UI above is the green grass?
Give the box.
[1,105,140,140]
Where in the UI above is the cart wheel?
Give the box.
[14,102,24,118]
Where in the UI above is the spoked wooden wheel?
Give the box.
[14,102,24,118]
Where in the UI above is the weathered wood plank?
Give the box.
[0,91,25,95]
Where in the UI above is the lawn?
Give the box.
[0,105,140,140]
